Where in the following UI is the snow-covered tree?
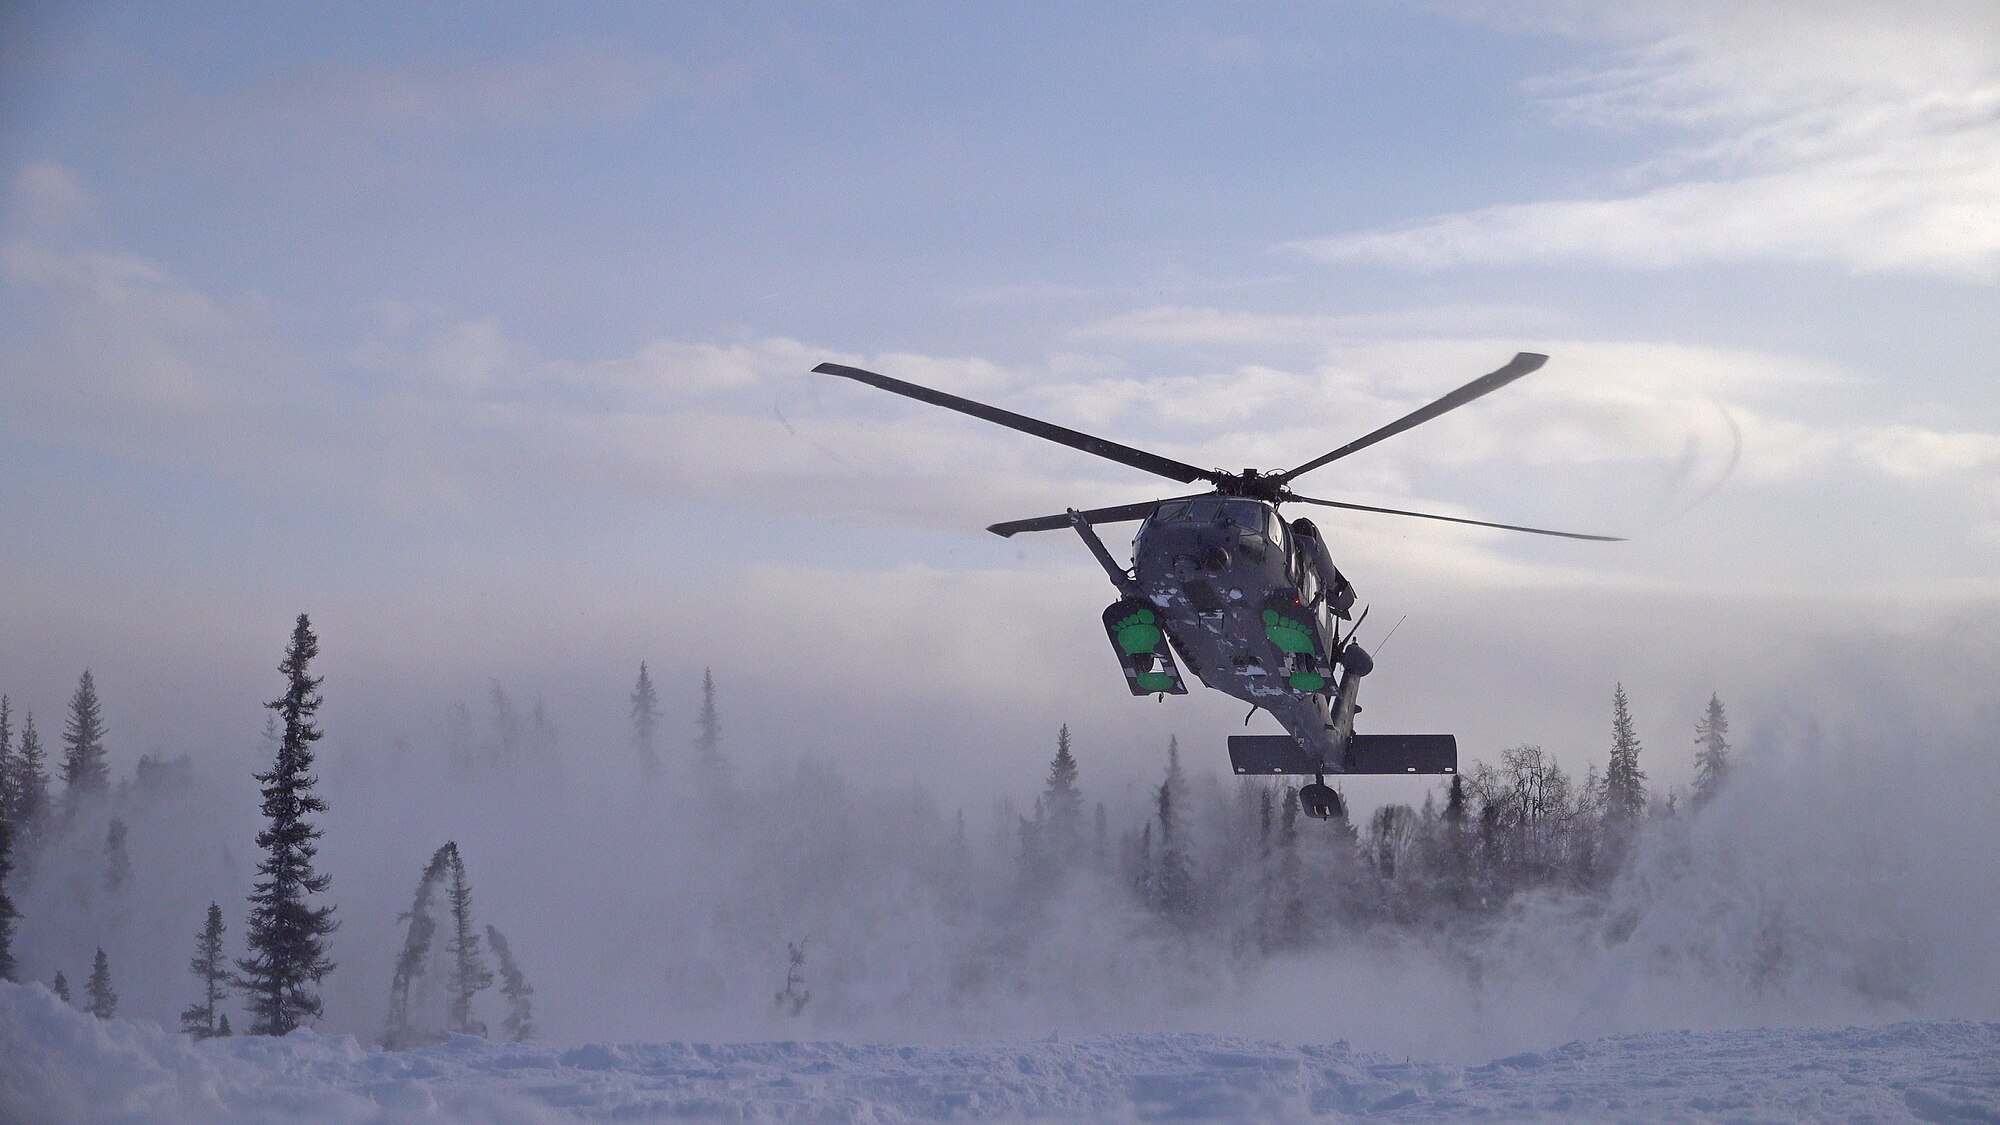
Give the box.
[445,845,493,1037]
[181,903,229,1038]
[87,947,116,1018]
[1693,694,1731,808]
[630,662,660,781]
[485,923,535,1042]
[61,670,110,811]
[237,614,339,1036]
[383,843,453,1049]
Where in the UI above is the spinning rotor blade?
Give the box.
[1276,352,1548,484]
[986,495,1213,538]
[1288,493,1623,541]
[814,362,1218,486]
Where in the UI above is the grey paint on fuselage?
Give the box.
[1127,497,1349,766]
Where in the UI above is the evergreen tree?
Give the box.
[52,969,70,1004]
[217,1013,232,1036]
[1040,725,1083,860]
[9,711,49,832]
[181,903,229,1038]
[61,670,111,810]
[630,663,660,781]
[0,695,14,823]
[236,614,339,1036]
[1604,683,1648,826]
[773,940,809,1016]
[1153,772,1194,922]
[485,924,535,1042]
[87,947,116,1018]
[1692,694,1732,808]
[104,817,133,892]
[383,843,453,1049]
[445,845,492,1036]
[695,668,724,772]
[0,800,15,982]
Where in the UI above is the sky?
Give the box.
[2,0,1998,803]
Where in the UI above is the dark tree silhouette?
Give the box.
[695,668,725,773]
[0,799,15,982]
[181,903,229,1038]
[630,662,660,781]
[446,845,493,1037]
[236,614,338,1035]
[8,711,48,839]
[384,843,454,1049]
[1605,683,1647,826]
[104,818,133,892]
[1693,694,1732,808]
[52,969,70,1004]
[61,670,110,811]
[486,923,535,1042]
[87,947,116,1018]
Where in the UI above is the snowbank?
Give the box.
[2,982,1995,1122]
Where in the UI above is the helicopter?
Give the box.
[812,353,1620,820]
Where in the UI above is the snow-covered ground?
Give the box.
[4,983,1996,1123]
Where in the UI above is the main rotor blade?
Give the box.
[814,362,1217,486]
[987,496,1211,538]
[1276,352,1549,484]
[1288,494,1624,541]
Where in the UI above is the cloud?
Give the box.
[1296,2,2000,281]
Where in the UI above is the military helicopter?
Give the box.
[813,353,1620,820]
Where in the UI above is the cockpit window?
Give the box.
[1153,502,1194,524]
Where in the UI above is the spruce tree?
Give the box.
[773,940,809,1017]
[1604,683,1648,826]
[217,1013,232,1036]
[52,969,70,1004]
[1153,775,1193,921]
[384,843,454,1048]
[10,711,48,830]
[630,663,660,781]
[87,947,116,1018]
[236,614,338,1036]
[695,668,724,772]
[485,924,535,1042]
[0,695,14,823]
[61,670,110,811]
[1692,694,1731,808]
[1041,725,1083,860]
[0,801,15,982]
[104,818,133,891]
[182,903,229,1038]
[445,845,492,1036]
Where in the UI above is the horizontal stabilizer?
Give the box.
[1228,733,1458,775]
[1346,734,1456,774]
[1228,735,1319,775]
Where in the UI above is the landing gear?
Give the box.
[1297,774,1344,820]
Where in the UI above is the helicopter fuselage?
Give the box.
[1121,497,1366,770]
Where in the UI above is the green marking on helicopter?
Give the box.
[1262,609,1315,654]
[1289,670,1326,693]
[1135,671,1177,693]
[1114,609,1162,655]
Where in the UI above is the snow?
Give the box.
[4,983,1997,1123]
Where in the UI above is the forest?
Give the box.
[0,612,1956,1060]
